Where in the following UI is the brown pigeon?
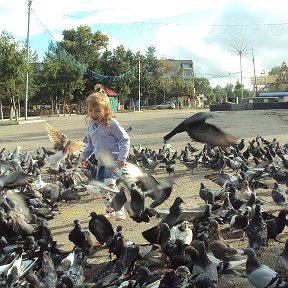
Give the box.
[45,123,85,156]
[207,220,244,261]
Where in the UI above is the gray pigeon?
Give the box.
[191,240,218,288]
[246,204,267,256]
[271,182,287,205]
[276,239,288,277]
[244,248,288,288]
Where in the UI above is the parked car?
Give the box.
[156,102,176,109]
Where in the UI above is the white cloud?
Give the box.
[1,0,287,88]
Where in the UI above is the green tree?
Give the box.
[234,80,250,99]
[212,85,227,103]
[0,31,27,119]
[194,77,214,104]
[140,46,161,106]
[38,43,84,113]
[106,45,136,106]
[269,66,281,76]
[59,25,110,101]
[157,58,174,104]
[224,83,234,99]
[234,80,242,99]
[61,25,109,66]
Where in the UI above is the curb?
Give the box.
[0,118,46,126]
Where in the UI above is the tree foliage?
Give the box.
[4,25,281,117]
[0,31,28,118]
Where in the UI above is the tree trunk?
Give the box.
[17,97,20,118]
[10,94,17,121]
[0,101,3,121]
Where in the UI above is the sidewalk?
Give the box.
[0,116,46,126]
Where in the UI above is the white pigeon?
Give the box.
[32,174,48,190]
[170,221,193,245]
[57,250,76,272]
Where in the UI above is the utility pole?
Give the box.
[191,60,195,108]
[25,0,32,120]
[231,40,250,101]
[252,49,257,97]
[138,58,141,111]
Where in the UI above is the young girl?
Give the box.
[80,84,130,221]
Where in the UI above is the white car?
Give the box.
[156,102,176,109]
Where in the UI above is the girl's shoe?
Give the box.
[115,210,126,221]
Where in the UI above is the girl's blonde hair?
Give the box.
[85,84,114,127]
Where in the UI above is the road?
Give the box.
[1,108,288,287]
[1,108,288,152]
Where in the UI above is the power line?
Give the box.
[30,9,137,82]
[63,15,288,28]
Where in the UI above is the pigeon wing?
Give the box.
[3,171,34,188]
[205,172,240,188]
[163,112,213,141]
[45,123,68,150]
[63,139,85,155]
[187,123,238,147]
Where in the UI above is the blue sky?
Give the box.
[1,0,288,88]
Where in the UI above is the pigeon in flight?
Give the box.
[163,111,237,147]
[0,171,34,191]
[45,123,85,157]
[44,123,85,170]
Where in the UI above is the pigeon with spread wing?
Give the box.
[45,123,85,155]
[44,123,85,170]
[163,112,238,147]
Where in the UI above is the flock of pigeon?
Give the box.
[0,112,288,287]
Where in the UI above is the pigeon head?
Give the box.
[116,225,123,232]
[279,209,288,217]
[73,219,80,225]
[178,221,189,231]
[184,245,199,259]
[133,266,151,279]
[90,211,97,217]
[175,238,185,248]
[244,248,256,258]
[160,222,170,232]
[174,196,185,205]
[209,220,220,231]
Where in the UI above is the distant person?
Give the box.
[80,84,130,221]
[178,102,182,109]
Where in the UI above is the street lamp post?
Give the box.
[252,49,257,97]
[138,58,141,111]
[25,0,32,120]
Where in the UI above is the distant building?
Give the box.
[103,87,119,112]
[251,61,288,93]
[167,59,195,84]
[194,94,206,108]
[167,59,195,108]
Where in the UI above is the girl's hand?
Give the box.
[116,160,125,169]
[80,158,88,168]
[112,160,125,176]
